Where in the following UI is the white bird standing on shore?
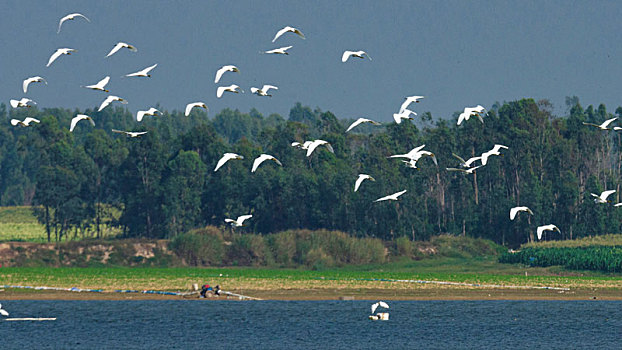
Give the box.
[46,48,75,67]
[481,144,508,165]
[10,98,36,108]
[393,109,417,124]
[399,96,424,114]
[251,154,282,172]
[510,206,534,220]
[125,64,157,78]
[214,65,239,84]
[582,117,618,130]
[106,42,137,57]
[272,26,305,42]
[112,129,148,138]
[136,108,161,122]
[185,102,208,116]
[264,46,293,55]
[225,214,253,227]
[346,118,381,132]
[374,190,407,202]
[98,95,127,111]
[0,303,9,317]
[217,84,244,98]
[23,76,47,93]
[342,50,372,62]
[537,224,561,240]
[250,85,278,97]
[591,190,616,204]
[11,117,40,127]
[70,114,94,132]
[57,13,90,33]
[214,153,244,172]
[354,174,375,192]
[82,76,110,92]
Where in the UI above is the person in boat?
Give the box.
[214,285,221,296]
[200,284,213,298]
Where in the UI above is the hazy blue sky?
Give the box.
[2,0,621,122]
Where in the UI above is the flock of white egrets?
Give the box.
[8,11,621,239]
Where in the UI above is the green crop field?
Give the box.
[522,234,622,248]
[1,257,620,293]
[0,207,47,242]
[0,206,121,242]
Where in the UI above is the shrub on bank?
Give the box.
[169,226,224,266]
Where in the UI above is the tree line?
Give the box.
[0,98,620,247]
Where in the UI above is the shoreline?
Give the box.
[3,287,621,301]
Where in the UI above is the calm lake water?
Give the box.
[1,300,620,349]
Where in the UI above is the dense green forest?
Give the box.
[1,98,621,247]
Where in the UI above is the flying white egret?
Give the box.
[251,154,282,173]
[225,214,253,227]
[374,189,407,202]
[510,206,534,220]
[112,129,148,138]
[342,50,372,62]
[452,153,482,168]
[98,95,127,111]
[291,141,313,150]
[57,12,90,33]
[214,65,239,84]
[582,117,618,130]
[272,26,305,42]
[10,98,36,108]
[354,174,375,192]
[106,42,137,57]
[82,76,110,92]
[0,303,9,317]
[457,105,485,125]
[250,85,278,97]
[305,140,334,157]
[591,190,616,204]
[389,145,436,164]
[371,301,389,314]
[185,102,208,117]
[392,149,437,167]
[346,118,381,132]
[125,64,157,78]
[23,76,47,93]
[214,153,244,172]
[399,96,424,114]
[217,84,244,98]
[536,224,560,240]
[402,159,420,169]
[393,109,417,124]
[70,114,95,132]
[264,46,293,55]
[136,108,161,122]
[46,48,75,67]
[481,144,508,165]
[446,165,483,174]
[10,117,40,127]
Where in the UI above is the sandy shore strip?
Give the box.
[2,286,621,301]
